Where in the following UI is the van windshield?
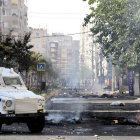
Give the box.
[3,77,22,86]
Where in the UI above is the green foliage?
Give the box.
[13,33,34,72]
[0,34,14,67]
[0,33,41,72]
[84,0,140,72]
[0,32,59,90]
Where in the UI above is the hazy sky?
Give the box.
[27,0,89,39]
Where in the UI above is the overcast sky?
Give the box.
[27,0,89,39]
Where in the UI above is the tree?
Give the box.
[0,34,14,67]
[83,0,140,72]
[0,33,39,72]
[13,33,34,72]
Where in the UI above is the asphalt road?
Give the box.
[1,120,140,140]
[1,93,140,140]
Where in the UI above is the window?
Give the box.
[36,33,39,37]
[3,9,8,16]
[50,42,58,47]
[12,13,18,17]
[51,43,56,47]
[4,22,8,28]
[50,48,56,52]
[3,77,22,86]
[12,20,19,28]
[4,0,8,6]
[24,12,27,17]
[12,9,18,17]
[0,0,2,7]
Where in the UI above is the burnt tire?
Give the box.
[27,116,45,133]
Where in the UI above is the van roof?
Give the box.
[0,67,19,77]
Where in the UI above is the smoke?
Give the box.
[61,40,80,89]
[45,113,65,124]
[45,98,85,124]
[93,78,104,95]
[45,112,82,124]
[66,75,79,88]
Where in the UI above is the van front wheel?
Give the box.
[27,116,45,133]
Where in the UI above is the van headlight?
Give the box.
[5,100,12,107]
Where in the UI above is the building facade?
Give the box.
[80,23,109,89]
[0,0,28,36]
[29,28,48,58]
[48,33,80,87]
[29,31,80,87]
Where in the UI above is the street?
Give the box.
[1,91,140,140]
[0,0,140,139]
[1,118,140,140]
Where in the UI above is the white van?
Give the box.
[0,67,46,133]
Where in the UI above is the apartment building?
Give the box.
[29,28,48,58]
[80,23,109,88]
[48,33,80,87]
[29,31,80,86]
[0,0,28,36]
[80,24,93,70]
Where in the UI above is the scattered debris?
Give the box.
[136,114,140,123]
[57,136,65,139]
[100,94,113,98]
[94,135,100,139]
[122,119,139,125]
[111,120,119,125]
[67,119,76,124]
[110,101,125,106]
[67,117,82,124]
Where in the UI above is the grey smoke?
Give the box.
[45,114,65,124]
[45,98,85,124]
[45,112,82,124]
